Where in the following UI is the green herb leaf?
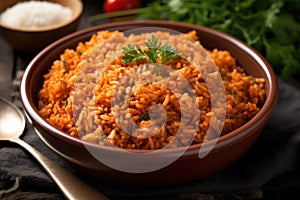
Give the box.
[64,100,68,107]
[122,44,147,64]
[159,41,180,64]
[250,76,257,84]
[62,58,67,67]
[230,89,237,95]
[99,135,106,142]
[122,35,180,65]
[140,113,151,121]
[144,34,162,63]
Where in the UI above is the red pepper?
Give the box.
[103,0,141,13]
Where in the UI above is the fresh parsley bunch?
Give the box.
[139,0,300,79]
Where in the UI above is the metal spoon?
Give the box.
[0,97,109,200]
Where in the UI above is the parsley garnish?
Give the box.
[122,44,147,64]
[64,100,68,107]
[230,89,237,95]
[62,58,67,67]
[122,35,181,64]
[139,113,151,121]
[250,76,257,84]
[99,135,106,142]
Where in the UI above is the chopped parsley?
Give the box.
[64,100,68,107]
[250,76,257,84]
[62,58,67,67]
[99,135,106,142]
[230,89,237,95]
[139,113,151,121]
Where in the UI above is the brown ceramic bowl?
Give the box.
[20,20,278,185]
[0,0,83,53]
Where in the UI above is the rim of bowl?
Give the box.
[0,0,83,32]
[20,20,278,155]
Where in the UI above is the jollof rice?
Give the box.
[38,30,265,150]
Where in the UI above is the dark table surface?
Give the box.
[1,1,300,199]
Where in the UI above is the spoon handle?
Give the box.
[11,138,109,200]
